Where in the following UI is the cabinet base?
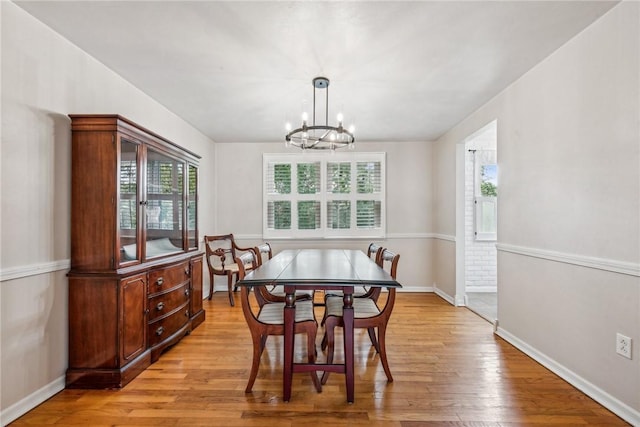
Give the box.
[65,350,151,389]
[150,323,190,363]
[191,309,206,330]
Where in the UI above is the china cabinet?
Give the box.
[66,115,204,388]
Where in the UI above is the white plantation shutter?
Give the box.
[297,162,320,194]
[297,201,321,230]
[327,162,351,194]
[263,153,385,239]
[355,161,382,229]
[266,163,291,195]
[267,201,291,230]
[356,200,381,228]
[356,161,381,193]
[327,200,351,229]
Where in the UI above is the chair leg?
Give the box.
[306,324,322,392]
[367,327,380,353]
[245,333,263,393]
[227,273,235,306]
[208,273,214,300]
[321,318,337,385]
[377,324,393,382]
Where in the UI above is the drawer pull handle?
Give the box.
[156,302,165,311]
[184,289,190,297]
[156,277,164,286]
[155,326,165,336]
[185,310,189,317]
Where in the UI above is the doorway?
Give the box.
[456,121,498,323]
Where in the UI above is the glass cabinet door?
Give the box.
[119,139,139,262]
[145,148,184,259]
[187,164,198,250]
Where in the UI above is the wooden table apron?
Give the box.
[236,249,401,403]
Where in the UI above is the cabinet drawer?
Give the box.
[148,283,190,323]
[148,261,189,294]
[148,302,190,347]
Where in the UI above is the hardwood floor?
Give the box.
[11,293,628,426]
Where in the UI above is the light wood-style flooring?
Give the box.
[10,293,629,426]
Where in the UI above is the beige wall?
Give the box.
[0,2,216,422]
[433,1,639,419]
[212,141,435,292]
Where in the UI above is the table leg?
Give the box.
[283,287,295,402]
[343,290,354,403]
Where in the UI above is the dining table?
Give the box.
[235,248,402,403]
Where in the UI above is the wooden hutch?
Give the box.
[67,115,205,388]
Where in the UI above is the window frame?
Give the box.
[263,152,386,239]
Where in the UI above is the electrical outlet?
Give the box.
[616,333,632,359]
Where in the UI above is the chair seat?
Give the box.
[222,263,239,273]
[269,289,314,299]
[257,300,316,324]
[325,295,380,319]
[325,288,369,298]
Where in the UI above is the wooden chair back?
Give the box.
[236,251,258,280]
[204,233,256,305]
[379,248,400,279]
[204,234,236,275]
[235,251,271,307]
[367,243,384,265]
[253,242,273,267]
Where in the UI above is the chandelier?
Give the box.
[285,77,355,150]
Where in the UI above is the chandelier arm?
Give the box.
[317,128,332,142]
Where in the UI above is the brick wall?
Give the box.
[465,149,497,291]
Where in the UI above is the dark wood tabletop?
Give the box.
[237,249,401,288]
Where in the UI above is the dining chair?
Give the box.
[235,251,321,394]
[253,242,273,266]
[250,241,314,303]
[204,233,255,306]
[322,243,385,308]
[320,248,400,385]
[360,242,385,302]
[367,242,384,263]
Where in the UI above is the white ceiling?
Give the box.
[15,1,617,144]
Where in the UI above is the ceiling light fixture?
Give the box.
[285,77,355,150]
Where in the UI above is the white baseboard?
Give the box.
[496,327,640,426]
[433,286,455,305]
[1,375,65,426]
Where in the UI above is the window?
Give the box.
[475,164,497,241]
[263,153,385,238]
